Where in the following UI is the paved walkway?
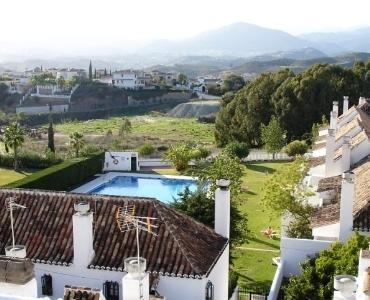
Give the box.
[236,246,279,253]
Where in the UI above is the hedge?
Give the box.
[0,152,62,169]
[6,152,104,191]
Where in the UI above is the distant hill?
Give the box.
[301,27,370,54]
[168,100,220,118]
[141,22,311,56]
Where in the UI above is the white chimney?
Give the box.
[72,202,95,268]
[339,172,355,241]
[215,179,230,239]
[122,257,149,300]
[333,101,339,114]
[343,96,349,113]
[359,97,367,106]
[341,136,351,173]
[325,129,336,177]
[330,111,338,131]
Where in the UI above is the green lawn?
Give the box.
[0,168,33,186]
[233,161,287,290]
[53,116,215,144]
[141,162,288,290]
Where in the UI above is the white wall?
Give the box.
[16,105,69,115]
[157,245,229,300]
[103,152,139,171]
[312,223,340,240]
[268,261,284,300]
[280,238,332,276]
[138,159,171,168]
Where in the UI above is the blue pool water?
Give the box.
[89,176,198,203]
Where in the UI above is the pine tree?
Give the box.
[88,60,93,80]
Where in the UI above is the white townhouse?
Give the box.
[0,179,231,300]
[112,70,149,89]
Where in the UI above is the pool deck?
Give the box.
[72,172,196,194]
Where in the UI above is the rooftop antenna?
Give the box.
[6,197,26,257]
[116,204,158,299]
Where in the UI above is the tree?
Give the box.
[57,76,65,89]
[261,157,313,237]
[177,73,188,85]
[118,117,132,139]
[261,116,286,158]
[222,74,245,92]
[171,187,248,246]
[193,152,243,198]
[88,60,93,80]
[48,122,55,153]
[2,122,25,170]
[284,234,369,300]
[284,140,308,157]
[69,132,85,157]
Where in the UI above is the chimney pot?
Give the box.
[328,129,335,137]
[342,171,354,183]
[216,179,230,189]
[74,202,90,215]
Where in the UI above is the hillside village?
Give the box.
[4,2,370,300]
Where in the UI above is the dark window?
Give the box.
[103,281,119,300]
[41,274,53,296]
[205,281,214,300]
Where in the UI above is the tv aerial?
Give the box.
[6,197,26,257]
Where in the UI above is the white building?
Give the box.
[56,68,86,81]
[0,181,230,300]
[112,70,148,89]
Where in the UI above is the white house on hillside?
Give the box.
[112,70,149,89]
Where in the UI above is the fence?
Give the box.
[238,289,268,300]
[243,150,291,162]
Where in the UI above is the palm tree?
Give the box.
[2,122,25,170]
[69,132,85,157]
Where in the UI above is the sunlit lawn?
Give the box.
[233,161,287,290]
[0,168,34,186]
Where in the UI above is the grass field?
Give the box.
[0,168,33,186]
[53,115,215,145]
[233,161,287,291]
[143,161,288,290]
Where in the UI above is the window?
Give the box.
[205,281,214,300]
[41,274,53,296]
[103,281,119,300]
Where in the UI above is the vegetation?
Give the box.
[48,121,55,153]
[69,132,85,157]
[0,168,34,186]
[223,141,249,159]
[2,122,25,170]
[0,151,62,170]
[164,143,199,171]
[284,234,369,300]
[118,117,132,139]
[284,140,308,157]
[215,63,370,146]
[138,144,155,156]
[7,153,103,191]
[261,157,313,238]
[261,116,286,158]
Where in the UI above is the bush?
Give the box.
[164,144,193,171]
[7,152,104,190]
[157,145,168,152]
[191,146,211,160]
[0,151,62,169]
[284,140,308,157]
[197,114,216,124]
[229,270,239,298]
[138,144,155,156]
[223,142,249,159]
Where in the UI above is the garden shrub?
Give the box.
[284,140,308,157]
[0,151,62,169]
[138,144,155,156]
[223,141,250,159]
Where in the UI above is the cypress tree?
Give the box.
[88,60,93,80]
[47,104,55,153]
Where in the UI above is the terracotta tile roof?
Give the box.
[311,156,370,230]
[0,189,228,278]
[311,201,340,228]
[317,176,342,192]
[309,156,325,168]
[312,141,326,151]
[64,286,101,300]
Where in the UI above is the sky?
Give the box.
[1,0,370,56]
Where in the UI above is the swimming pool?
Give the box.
[87,174,198,203]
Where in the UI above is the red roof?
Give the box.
[0,189,228,278]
